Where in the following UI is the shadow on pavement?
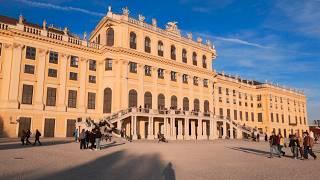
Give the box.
[100,141,125,150]
[0,139,73,151]
[3,150,176,180]
[228,147,270,157]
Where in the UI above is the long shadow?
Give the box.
[0,139,73,151]
[2,150,176,180]
[100,141,126,150]
[228,147,271,157]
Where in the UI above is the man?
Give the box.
[289,134,299,159]
[303,132,317,160]
[20,130,26,145]
[95,129,102,151]
[269,131,281,158]
[25,129,32,145]
[79,129,86,150]
[33,129,42,146]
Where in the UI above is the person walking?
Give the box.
[278,133,285,156]
[79,129,86,150]
[297,133,304,159]
[25,129,32,145]
[20,130,26,145]
[73,128,78,143]
[303,132,317,160]
[33,129,42,146]
[257,133,260,142]
[264,133,268,142]
[95,129,102,151]
[269,131,281,158]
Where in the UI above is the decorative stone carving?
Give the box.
[63,27,68,35]
[152,18,157,27]
[3,43,12,49]
[197,37,203,43]
[108,5,112,13]
[42,20,46,30]
[83,32,87,40]
[18,14,24,24]
[13,43,23,49]
[122,7,130,16]
[138,14,145,22]
[166,21,178,31]
[187,33,192,39]
[206,40,212,46]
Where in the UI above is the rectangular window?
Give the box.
[70,56,79,68]
[239,92,242,99]
[69,72,78,81]
[68,90,77,108]
[89,75,96,83]
[145,65,151,76]
[233,90,236,97]
[129,62,137,73]
[0,43,2,56]
[240,111,243,121]
[24,64,35,74]
[105,59,112,70]
[218,87,222,94]
[48,68,57,77]
[234,110,237,120]
[233,99,236,105]
[171,71,177,81]
[49,51,58,64]
[46,87,57,106]
[276,114,279,123]
[245,112,248,121]
[158,68,164,79]
[193,76,198,86]
[219,97,222,103]
[226,88,229,95]
[282,114,284,123]
[258,113,263,122]
[251,112,254,122]
[26,46,36,60]
[89,60,96,71]
[182,74,188,84]
[203,79,208,88]
[219,108,223,116]
[22,84,33,104]
[227,109,230,118]
[271,113,274,122]
[87,92,96,109]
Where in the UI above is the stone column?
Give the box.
[209,119,215,140]
[133,116,138,140]
[8,43,23,108]
[121,60,129,109]
[147,116,154,139]
[202,121,207,139]
[34,49,47,110]
[197,119,203,140]
[230,125,234,139]
[78,58,87,112]
[212,119,217,139]
[222,121,227,139]
[0,43,13,108]
[177,119,183,140]
[164,117,170,138]
[171,118,176,140]
[57,54,68,111]
[138,64,144,107]
[190,120,196,139]
[184,118,190,140]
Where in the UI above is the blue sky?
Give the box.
[1,0,319,122]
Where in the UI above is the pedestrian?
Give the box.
[257,133,260,142]
[303,132,317,160]
[278,133,285,156]
[33,129,42,146]
[85,130,90,149]
[79,129,86,150]
[90,130,96,150]
[297,133,304,159]
[73,128,78,143]
[21,130,26,145]
[269,131,281,158]
[289,134,299,159]
[25,129,32,145]
[264,133,268,142]
[95,129,102,151]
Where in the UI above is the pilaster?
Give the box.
[57,53,68,111]
[34,48,48,110]
[78,58,87,112]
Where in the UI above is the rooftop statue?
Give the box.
[122,7,130,16]
[166,21,178,31]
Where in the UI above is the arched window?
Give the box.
[106,28,114,46]
[182,49,187,63]
[128,89,138,108]
[183,97,189,111]
[204,100,209,113]
[130,32,137,49]
[144,92,152,109]
[202,55,207,68]
[158,94,165,110]
[192,52,197,66]
[158,41,164,56]
[103,88,112,113]
[170,45,176,60]
[194,99,200,112]
[171,95,177,109]
[144,37,151,53]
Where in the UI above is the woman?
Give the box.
[278,133,285,156]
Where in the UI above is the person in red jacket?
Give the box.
[303,132,317,160]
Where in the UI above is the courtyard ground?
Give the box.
[0,138,319,180]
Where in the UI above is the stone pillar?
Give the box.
[209,119,215,140]
[222,121,227,139]
[34,49,47,110]
[197,119,203,140]
[190,120,196,139]
[57,54,68,111]
[184,118,190,140]
[164,117,170,138]
[132,116,138,140]
[78,58,87,112]
[202,121,207,139]
[139,120,145,139]
[212,119,217,139]
[230,125,234,139]
[147,116,154,139]
[177,119,183,140]
[0,44,13,108]
[171,118,176,140]
[8,43,23,108]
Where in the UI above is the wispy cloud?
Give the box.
[213,36,269,48]
[17,0,104,17]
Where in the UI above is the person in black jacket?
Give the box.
[25,129,32,145]
[21,130,26,145]
[269,131,281,158]
[85,130,90,149]
[33,129,42,146]
[90,130,96,150]
[95,129,102,151]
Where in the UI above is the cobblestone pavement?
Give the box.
[0,138,319,180]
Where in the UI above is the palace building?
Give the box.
[0,7,309,139]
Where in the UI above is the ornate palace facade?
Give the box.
[0,7,308,139]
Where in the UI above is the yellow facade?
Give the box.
[0,8,308,138]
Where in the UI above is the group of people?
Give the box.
[268,131,317,160]
[75,127,114,151]
[20,129,42,146]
